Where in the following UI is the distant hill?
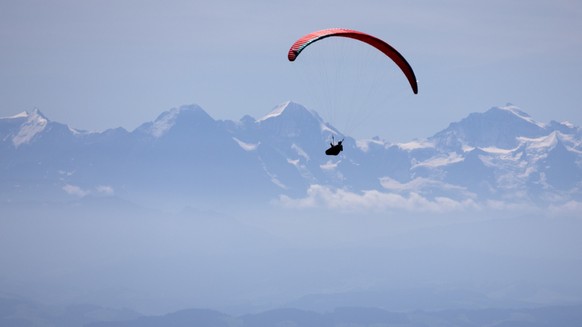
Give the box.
[88,304,582,327]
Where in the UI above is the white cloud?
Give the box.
[548,200,582,216]
[379,177,478,204]
[278,184,479,213]
[62,184,114,197]
[482,199,539,213]
[62,184,89,197]
[320,160,339,171]
[96,185,114,196]
[278,183,577,215]
[380,176,468,193]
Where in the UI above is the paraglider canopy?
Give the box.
[288,28,418,94]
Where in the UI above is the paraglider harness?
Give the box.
[325,136,344,156]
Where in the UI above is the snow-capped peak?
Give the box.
[496,104,545,128]
[1,108,49,121]
[150,108,180,138]
[147,104,208,138]
[258,101,320,122]
[258,101,292,122]
[11,109,49,147]
[430,104,550,150]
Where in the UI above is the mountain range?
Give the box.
[3,294,581,327]
[1,101,581,211]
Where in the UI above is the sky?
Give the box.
[1,0,581,141]
[2,1,582,317]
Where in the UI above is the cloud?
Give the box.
[62,184,114,197]
[380,176,470,194]
[278,182,578,215]
[278,184,479,213]
[379,177,478,206]
[62,184,89,197]
[96,185,114,196]
[548,200,582,216]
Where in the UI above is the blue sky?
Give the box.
[1,0,581,141]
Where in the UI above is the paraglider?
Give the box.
[325,136,344,156]
[288,28,418,156]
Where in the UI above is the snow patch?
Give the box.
[291,143,310,161]
[258,158,287,189]
[287,158,300,166]
[518,131,567,150]
[356,138,385,152]
[413,152,464,168]
[68,126,85,135]
[258,101,291,122]
[398,139,435,151]
[233,137,259,151]
[481,146,515,154]
[150,109,180,138]
[498,104,545,128]
[559,121,576,129]
[2,111,29,119]
[462,145,476,152]
[320,123,337,134]
[270,177,287,189]
[12,110,48,147]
